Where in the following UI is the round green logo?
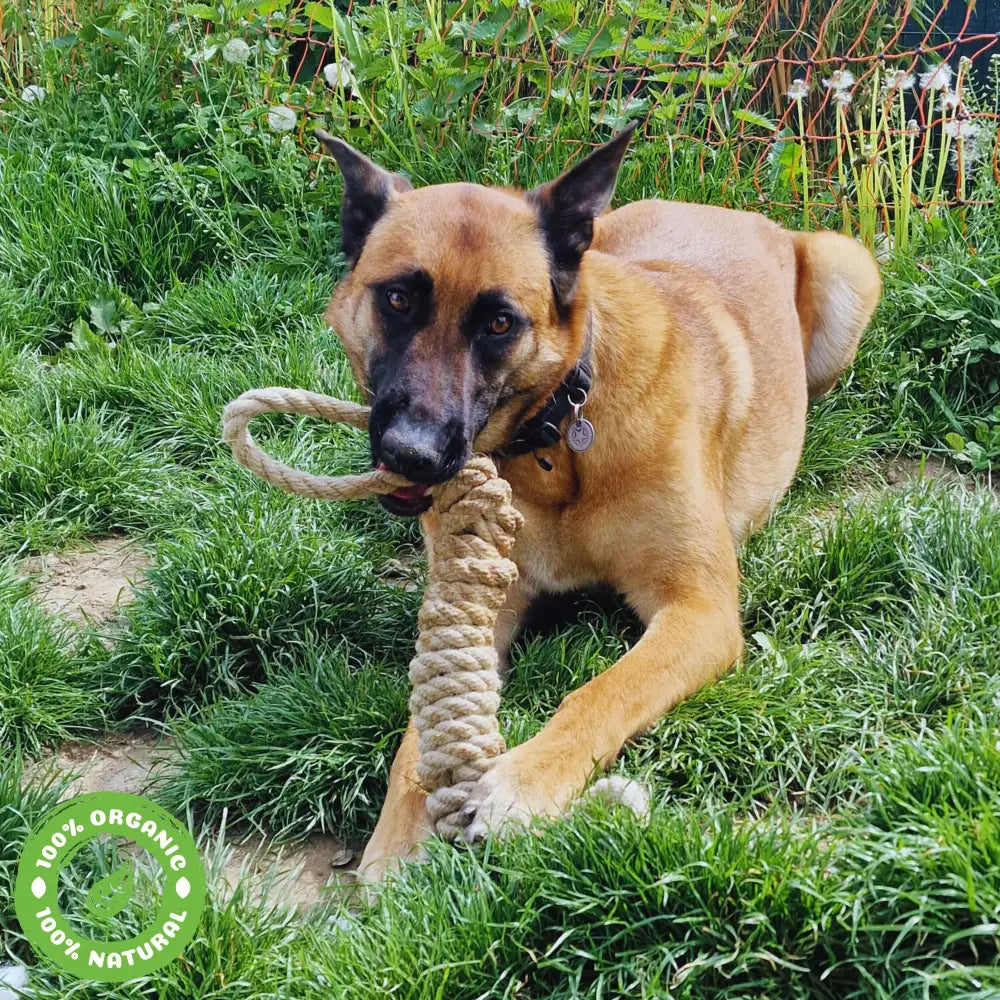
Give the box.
[15,792,206,983]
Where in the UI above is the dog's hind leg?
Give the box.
[794,231,881,398]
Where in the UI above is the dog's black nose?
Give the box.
[378,417,451,484]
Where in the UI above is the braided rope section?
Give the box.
[221,387,522,838]
[410,459,521,838]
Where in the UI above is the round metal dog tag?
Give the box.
[566,418,595,452]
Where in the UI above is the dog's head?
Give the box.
[319,126,634,516]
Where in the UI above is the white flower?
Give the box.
[222,38,251,64]
[785,79,810,101]
[267,105,297,133]
[322,56,356,90]
[823,69,855,92]
[919,63,953,91]
[21,84,46,103]
[882,69,915,94]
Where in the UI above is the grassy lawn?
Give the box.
[1,2,999,997]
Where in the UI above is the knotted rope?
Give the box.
[222,387,521,838]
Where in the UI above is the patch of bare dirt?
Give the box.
[27,729,355,911]
[28,728,168,798]
[214,831,355,910]
[378,549,424,591]
[19,537,150,624]
[881,455,984,491]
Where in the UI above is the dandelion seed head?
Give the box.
[222,38,251,64]
[323,56,356,89]
[823,69,855,92]
[941,90,961,111]
[785,79,810,101]
[882,69,915,94]
[834,90,852,107]
[919,62,953,91]
[944,119,979,141]
[267,105,297,133]
[950,141,984,175]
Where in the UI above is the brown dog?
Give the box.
[316,125,881,879]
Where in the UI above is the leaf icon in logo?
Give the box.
[84,862,135,921]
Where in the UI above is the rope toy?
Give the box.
[221,387,521,837]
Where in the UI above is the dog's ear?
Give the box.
[316,130,413,267]
[527,123,636,310]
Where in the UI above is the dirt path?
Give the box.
[26,729,355,910]
[19,538,354,910]
[19,536,150,624]
[880,454,984,491]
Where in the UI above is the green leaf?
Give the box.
[773,140,803,189]
[332,9,368,69]
[554,23,616,58]
[181,3,218,20]
[96,26,129,45]
[463,16,511,42]
[303,2,334,30]
[44,33,79,50]
[734,108,777,132]
[944,432,966,452]
[443,72,485,106]
[84,863,135,921]
[89,298,117,334]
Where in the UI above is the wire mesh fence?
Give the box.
[3,1,999,243]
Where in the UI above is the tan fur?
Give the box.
[325,168,881,880]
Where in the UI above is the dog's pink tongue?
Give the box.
[378,463,430,501]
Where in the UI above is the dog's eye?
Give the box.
[487,312,514,336]
[386,289,410,313]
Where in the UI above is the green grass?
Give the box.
[0,563,106,755]
[1,0,999,995]
[0,761,69,952]
[10,715,1000,998]
[153,644,410,841]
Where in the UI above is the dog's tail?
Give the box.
[793,231,882,398]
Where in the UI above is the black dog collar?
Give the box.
[494,320,593,469]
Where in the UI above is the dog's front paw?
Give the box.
[461,740,583,843]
